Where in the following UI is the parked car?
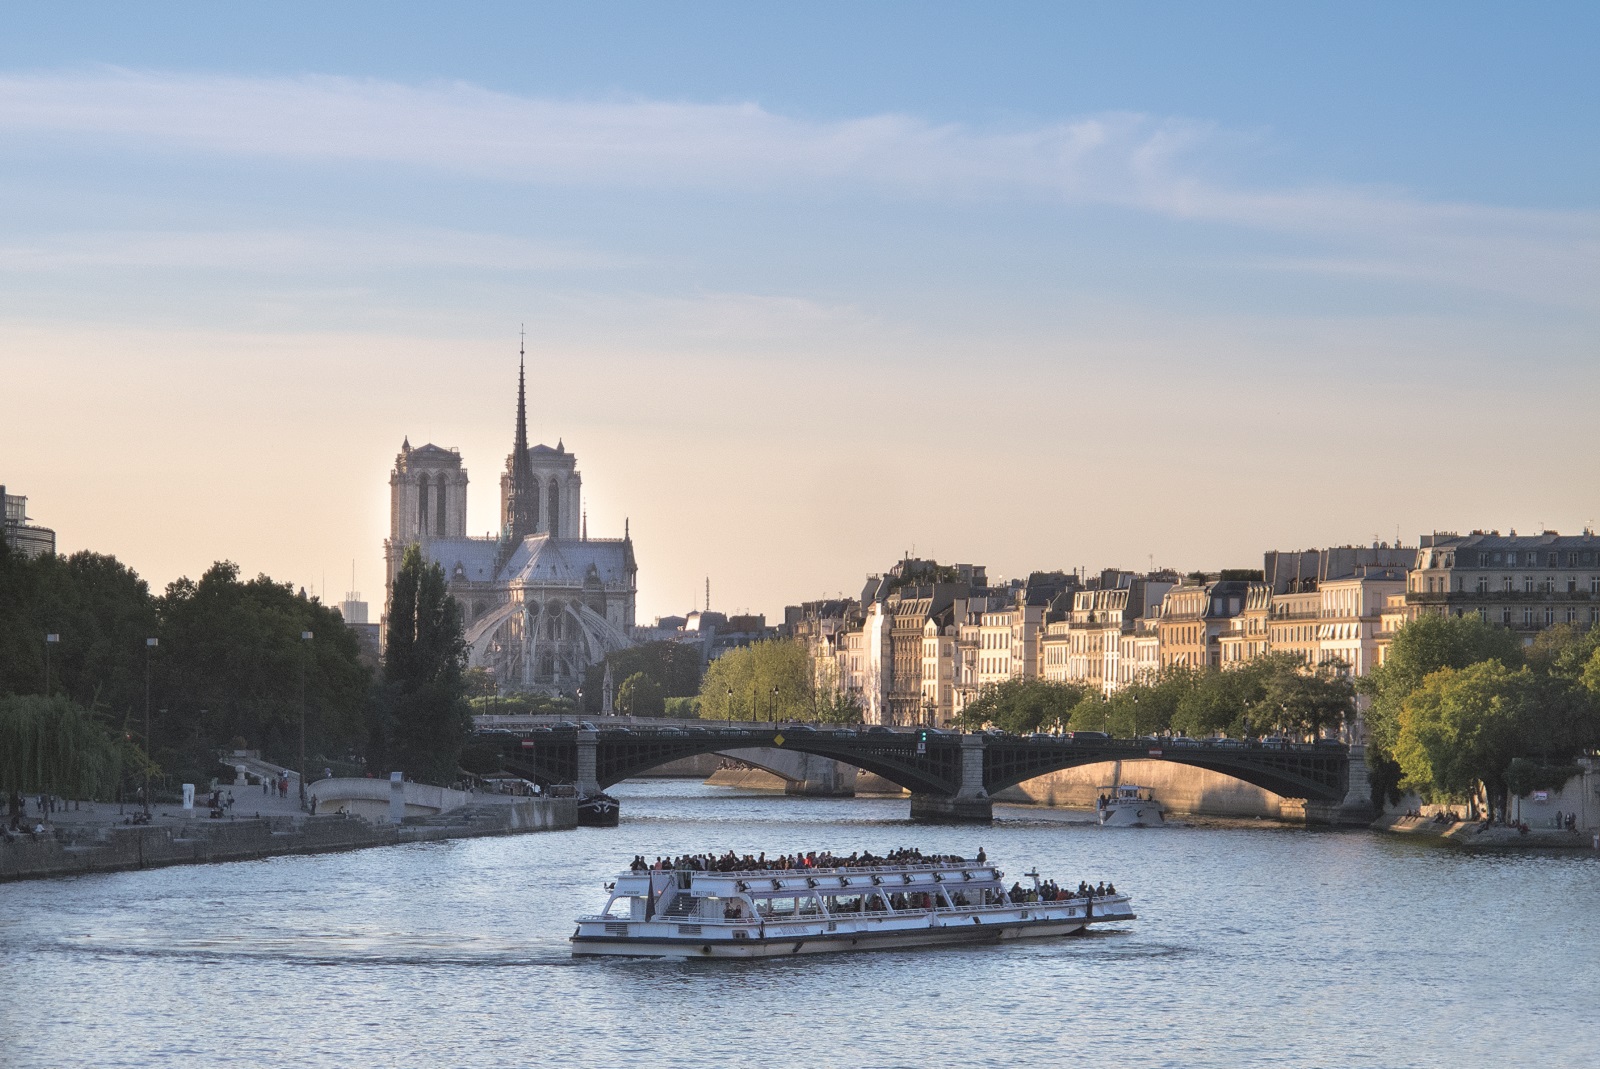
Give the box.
[1211,737,1246,749]
[1169,736,1202,748]
[1067,730,1110,740]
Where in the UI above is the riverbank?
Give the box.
[1373,811,1600,851]
[0,797,577,882]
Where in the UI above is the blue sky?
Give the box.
[3,3,1596,617]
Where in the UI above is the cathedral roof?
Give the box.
[420,538,502,583]
[502,535,632,586]
[419,533,633,587]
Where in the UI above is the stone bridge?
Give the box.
[488,726,1355,823]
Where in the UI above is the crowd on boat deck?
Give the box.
[628,846,988,873]
[1010,880,1117,901]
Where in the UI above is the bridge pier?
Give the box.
[574,731,601,798]
[910,735,992,823]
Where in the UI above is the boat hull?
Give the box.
[577,793,620,827]
[572,912,1133,959]
[1098,803,1163,827]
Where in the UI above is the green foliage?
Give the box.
[581,641,702,711]
[1361,613,1523,757]
[814,689,864,725]
[469,691,574,717]
[699,640,813,721]
[375,545,471,784]
[957,678,1092,733]
[617,672,665,717]
[663,696,702,719]
[0,694,144,799]
[1392,661,1592,815]
[0,543,157,716]
[1503,757,1582,798]
[157,561,371,780]
[0,544,372,790]
[1366,750,1404,810]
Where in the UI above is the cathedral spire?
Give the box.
[514,327,529,463]
[504,329,538,542]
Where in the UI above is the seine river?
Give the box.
[3,781,1598,1069]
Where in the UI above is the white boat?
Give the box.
[1096,784,1164,827]
[571,855,1134,958]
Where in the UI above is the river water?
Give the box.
[2,782,1597,1069]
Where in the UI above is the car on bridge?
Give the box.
[1065,731,1110,740]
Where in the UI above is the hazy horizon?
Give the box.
[5,3,1596,621]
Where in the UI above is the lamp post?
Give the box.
[144,637,158,814]
[299,631,313,807]
[44,633,58,697]
[769,685,778,724]
[726,686,733,722]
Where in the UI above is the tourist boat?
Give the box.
[571,856,1134,958]
[1096,784,1164,827]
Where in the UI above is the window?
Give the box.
[1523,608,1534,626]
[1476,576,1489,594]
[1524,576,1535,594]
[1502,608,1513,624]
[1545,607,1555,626]
[1503,576,1514,592]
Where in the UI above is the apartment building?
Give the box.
[1405,530,1600,636]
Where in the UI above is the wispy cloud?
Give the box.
[0,68,1595,306]
[0,227,626,272]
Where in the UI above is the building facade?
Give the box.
[1404,530,1600,636]
[1,486,55,559]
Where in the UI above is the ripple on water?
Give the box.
[3,779,1599,1069]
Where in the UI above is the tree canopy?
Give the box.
[375,545,471,783]
[581,640,703,712]
[699,639,814,721]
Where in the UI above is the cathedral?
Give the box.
[383,349,637,694]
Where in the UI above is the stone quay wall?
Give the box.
[0,798,577,883]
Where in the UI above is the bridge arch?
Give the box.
[982,743,1348,803]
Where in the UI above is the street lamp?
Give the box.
[726,687,734,722]
[299,631,313,807]
[144,637,158,813]
[769,685,778,724]
[44,633,58,697]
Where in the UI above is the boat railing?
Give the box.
[629,861,987,879]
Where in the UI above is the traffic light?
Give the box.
[918,729,929,744]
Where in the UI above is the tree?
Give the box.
[958,678,1091,734]
[0,694,145,801]
[698,640,813,721]
[581,641,703,711]
[617,672,665,717]
[375,545,471,783]
[0,543,157,717]
[1392,661,1592,819]
[1361,614,1523,758]
[157,562,370,784]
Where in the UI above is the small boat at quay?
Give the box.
[571,850,1134,958]
[1097,784,1164,827]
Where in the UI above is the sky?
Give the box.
[2,2,1597,621]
